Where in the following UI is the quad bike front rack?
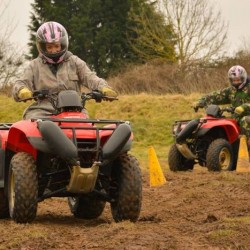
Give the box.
[33,117,129,159]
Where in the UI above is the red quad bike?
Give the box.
[0,89,142,223]
[168,104,241,172]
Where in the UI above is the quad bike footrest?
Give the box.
[67,162,100,193]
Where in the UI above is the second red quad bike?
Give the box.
[0,90,142,223]
[168,104,242,172]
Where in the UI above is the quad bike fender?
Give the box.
[198,121,239,143]
[7,120,78,160]
[7,121,40,158]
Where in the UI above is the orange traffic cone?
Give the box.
[236,135,250,172]
[149,146,167,187]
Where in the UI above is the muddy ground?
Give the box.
[0,166,250,250]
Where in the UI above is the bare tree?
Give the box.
[0,38,23,87]
[159,0,228,66]
[0,0,25,89]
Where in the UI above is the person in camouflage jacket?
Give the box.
[12,21,118,119]
[193,65,250,138]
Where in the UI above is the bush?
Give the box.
[108,54,250,94]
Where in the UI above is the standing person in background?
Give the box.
[12,21,118,119]
[193,65,250,143]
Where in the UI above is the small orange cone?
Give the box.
[149,146,167,187]
[236,135,250,172]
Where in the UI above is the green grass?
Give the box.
[0,93,202,167]
[208,229,236,239]
[224,216,250,224]
[0,95,28,122]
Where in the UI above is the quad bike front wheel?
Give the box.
[68,195,106,219]
[110,154,142,222]
[206,138,234,171]
[0,188,9,218]
[168,144,195,172]
[8,152,38,223]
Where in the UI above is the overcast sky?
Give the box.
[2,0,250,55]
[212,0,250,54]
[1,0,33,52]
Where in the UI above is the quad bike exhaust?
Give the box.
[175,119,199,160]
[176,143,196,160]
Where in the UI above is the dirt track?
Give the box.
[1,166,250,250]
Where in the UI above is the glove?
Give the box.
[100,86,118,98]
[18,87,32,99]
[235,105,245,115]
[192,102,205,112]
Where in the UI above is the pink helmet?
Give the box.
[228,65,247,89]
[36,21,69,64]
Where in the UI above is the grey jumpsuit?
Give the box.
[12,52,109,119]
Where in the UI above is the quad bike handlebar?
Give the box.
[194,104,236,118]
[19,89,118,104]
[81,91,118,103]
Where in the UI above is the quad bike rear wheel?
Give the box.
[68,195,106,219]
[110,154,142,222]
[206,138,234,171]
[8,152,38,223]
[0,188,9,218]
[168,144,195,171]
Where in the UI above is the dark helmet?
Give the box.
[36,21,68,64]
[228,65,247,89]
